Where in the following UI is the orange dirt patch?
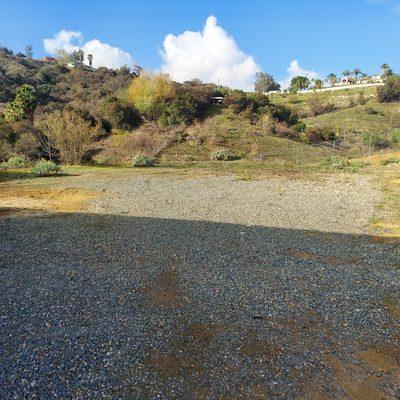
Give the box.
[240,332,281,359]
[187,323,220,343]
[383,296,400,319]
[141,270,182,307]
[144,352,202,378]
[360,346,400,379]
[327,356,388,400]
[144,354,183,378]
[0,186,97,216]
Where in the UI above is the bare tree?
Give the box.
[40,109,100,164]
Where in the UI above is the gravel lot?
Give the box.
[1,172,399,399]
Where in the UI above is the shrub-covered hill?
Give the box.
[1,44,400,171]
[0,47,134,113]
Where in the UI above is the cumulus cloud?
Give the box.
[279,60,319,89]
[43,30,134,69]
[160,15,260,90]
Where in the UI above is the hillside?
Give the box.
[1,47,400,173]
[0,47,133,114]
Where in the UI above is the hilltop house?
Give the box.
[42,56,56,63]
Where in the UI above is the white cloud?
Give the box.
[279,60,319,89]
[160,15,260,91]
[43,30,134,69]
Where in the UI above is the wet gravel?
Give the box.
[1,173,399,399]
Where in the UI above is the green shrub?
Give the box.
[100,97,141,131]
[303,127,335,143]
[131,154,155,167]
[389,130,400,145]
[357,91,366,105]
[320,157,370,172]
[210,149,241,161]
[364,107,378,115]
[320,156,349,170]
[362,132,385,147]
[293,121,307,133]
[380,157,400,165]
[377,75,400,103]
[31,160,61,176]
[4,155,28,168]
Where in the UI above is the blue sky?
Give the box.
[1,0,399,88]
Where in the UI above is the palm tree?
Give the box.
[381,63,393,79]
[327,73,338,86]
[353,68,361,79]
[342,70,351,77]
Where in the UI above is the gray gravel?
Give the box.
[1,173,399,399]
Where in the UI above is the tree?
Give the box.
[70,49,84,66]
[254,72,280,93]
[87,53,93,67]
[127,73,176,121]
[3,85,37,122]
[377,75,400,103]
[39,109,100,164]
[312,79,324,90]
[132,65,143,78]
[77,49,84,64]
[290,76,310,93]
[353,68,361,79]
[158,92,199,126]
[3,101,25,122]
[342,70,351,77]
[100,97,141,130]
[327,73,338,86]
[381,63,393,79]
[25,45,33,59]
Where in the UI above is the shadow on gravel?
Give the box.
[1,210,399,399]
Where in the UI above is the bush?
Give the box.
[357,91,366,105]
[128,73,176,121]
[377,75,400,103]
[4,155,28,168]
[364,107,378,115]
[293,121,307,133]
[31,160,61,176]
[303,127,336,143]
[38,109,100,164]
[158,92,200,126]
[380,157,400,165]
[307,96,336,116]
[389,130,400,145]
[320,157,369,172]
[362,132,385,147]
[132,154,155,167]
[266,104,299,126]
[100,97,141,130]
[210,149,241,161]
[273,121,299,140]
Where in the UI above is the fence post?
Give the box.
[368,132,372,157]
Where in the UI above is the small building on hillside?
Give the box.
[42,56,56,63]
[371,75,383,83]
[341,77,356,85]
[211,96,224,105]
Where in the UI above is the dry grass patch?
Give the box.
[0,186,97,216]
